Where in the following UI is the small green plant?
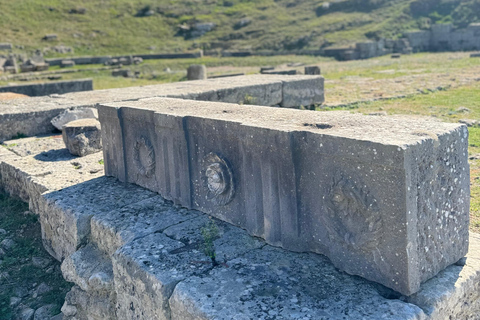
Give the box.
[242,94,257,105]
[201,219,220,266]
[98,159,104,165]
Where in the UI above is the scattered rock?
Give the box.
[10,296,22,308]
[0,228,7,235]
[32,256,51,269]
[36,282,52,296]
[51,107,98,130]
[69,8,87,14]
[234,18,251,29]
[60,60,75,68]
[1,238,15,251]
[470,52,480,58]
[62,118,102,157]
[111,69,133,77]
[304,66,321,75]
[187,64,207,80]
[18,306,35,320]
[33,304,57,320]
[42,34,58,41]
[14,286,29,298]
[61,303,77,317]
[457,107,471,113]
[391,54,401,58]
[469,154,480,160]
[368,111,388,116]
[458,119,479,127]
[0,248,5,257]
[49,314,63,320]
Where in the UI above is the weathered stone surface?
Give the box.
[2,135,65,157]
[187,64,207,80]
[62,118,102,156]
[112,217,264,320]
[169,245,426,320]
[51,107,98,130]
[0,75,324,141]
[98,98,469,295]
[33,304,57,320]
[91,196,199,256]
[304,65,321,75]
[37,176,156,261]
[62,285,115,320]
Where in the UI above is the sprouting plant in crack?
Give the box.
[201,219,220,266]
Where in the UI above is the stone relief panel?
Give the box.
[202,153,235,206]
[324,172,382,253]
[133,136,155,178]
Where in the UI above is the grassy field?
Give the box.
[0,0,480,56]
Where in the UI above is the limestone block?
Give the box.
[98,98,470,295]
[304,65,321,75]
[37,176,156,260]
[51,107,98,130]
[62,118,102,156]
[62,285,116,320]
[90,196,199,256]
[187,64,207,80]
[60,60,75,68]
[281,75,324,107]
[169,246,427,320]
[112,217,264,320]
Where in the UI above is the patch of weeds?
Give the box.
[98,159,104,165]
[5,143,17,148]
[11,133,27,140]
[201,219,220,266]
[242,94,256,105]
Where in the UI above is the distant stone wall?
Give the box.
[0,79,93,97]
[323,38,411,61]
[406,23,480,52]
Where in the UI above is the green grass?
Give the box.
[0,194,72,319]
[1,0,480,56]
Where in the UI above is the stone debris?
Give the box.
[304,65,321,75]
[51,107,98,131]
[60,60,75,68]
[62,118,102,156]
[187,64,207,80]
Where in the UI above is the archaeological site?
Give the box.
[1,0,480,319]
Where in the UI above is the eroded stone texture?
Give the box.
[51,107,98,130]
[37,177,156,261]
[0,75,324,141]
[62,118,102,156]
[112,217,264,320]
[90,196,199,256]
[169,246,427,320]
[187,64,207,80]
[98,98,469,295]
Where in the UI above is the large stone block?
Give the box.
[98,98,470,295]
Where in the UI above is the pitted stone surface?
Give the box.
[170,245,427,320]
[98,97,469,295]
[62,118,102,156]
[113,218,264,320]
[0,75,324,141]
[2,134,65,157]
[91,196,199,256]
[62,285,116,320]
[37,176,157,261]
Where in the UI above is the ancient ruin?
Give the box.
[0,74,478,319]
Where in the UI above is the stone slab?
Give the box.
[112,217,264,320]
[2,134,65,157]
[91,196,199,256]
[98,97,470,295]
[0,75,324,141]
[0,79,93,97]
[37,176,157,261]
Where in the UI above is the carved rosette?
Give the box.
[133,136,155,177]
[202,153,235,206]
[324,173,382,252]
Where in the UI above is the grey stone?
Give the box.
[471,52,480,58]
[49,313,63,320]
[111,69,133,78]
[37,176,156,261]
[0,43,12,50]
[304,65,321,75]
[51,107,98,131]
[2,135,66,157]
[187,64,207,80]
[60,60,75,68]
[34,304,57,320]
[98,98,469,295]
[14,286,29,298]
[90,196,199,256]
[0,75,323,141]
[10,296,21,308]
[112,217,263,320]
[1,238,15,250]
[0,228,6,235]
[62,118,102,156]
[0,248,5,257]
[61,303,77,317]
[459,119,479,127]
[36,282,52,295]
[170,246,426,320]
[19,307,35,320]
[32,256,51,268]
